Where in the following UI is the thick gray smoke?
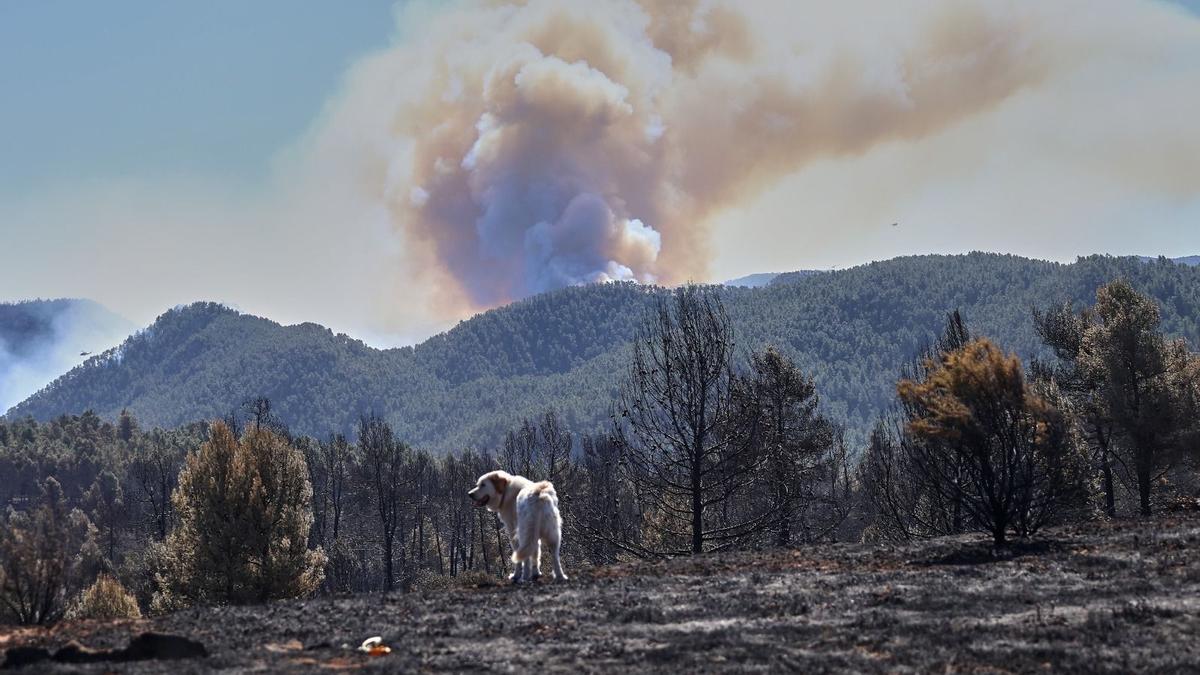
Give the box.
[0,300,134,413]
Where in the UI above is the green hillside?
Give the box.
[7,253,1200,452]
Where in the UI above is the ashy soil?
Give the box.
[3,515,1199,673]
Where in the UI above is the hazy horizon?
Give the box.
[3,0,1199,345]
[6,249,1198,347]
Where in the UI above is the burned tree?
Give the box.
[567,433,643,563]
[731,346,838,547]
[241,396,289,437]
[358,414,412,591]
[897,338,1086,546]
[615,285,772,555]
[1035,302,1121,516]
[861,311,977,541]
[501,419,538,479]
[320,434,354,544]
[0,479,92,625]
[83,470,124,565]
[538,410,572,484]
[155,422,324,608]
[128,430,185,540]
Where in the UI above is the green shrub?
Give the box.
[68,574,141,621]
[155,422,326,608]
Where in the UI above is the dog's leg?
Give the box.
[511,538,536,585]
[551,535,568,581]
[528,540,541,582]
[517,557,533,585]
[508,534,520,582]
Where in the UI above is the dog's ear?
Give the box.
[490,473,509,495]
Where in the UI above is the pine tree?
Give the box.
[156,422,325,607]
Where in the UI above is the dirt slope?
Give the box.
[3,515,1198,673]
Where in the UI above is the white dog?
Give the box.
[467,470,567,584]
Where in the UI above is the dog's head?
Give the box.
[467,471,510,512]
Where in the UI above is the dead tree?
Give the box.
[128,430,184,540]
[861,311,977,541]
[538,410,572,484]
[322,434,353,543]
[357,414,411,592]
[501,419,538,478]
[731,346,836,547]
[241,396,289,437]
[567,433,644,563]
[615,285,772,555]
[897,338,1086,546]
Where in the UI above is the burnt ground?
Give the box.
[3,515,1199,673]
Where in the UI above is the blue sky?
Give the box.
[0,1,397,198]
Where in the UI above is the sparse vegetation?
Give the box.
[0,256,1197,649]
[5,515,1198,672]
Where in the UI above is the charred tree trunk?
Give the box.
[383,532,395,592]
[1137,454,1153,517]
[691,452,704,554]
[1102,448,1116,518]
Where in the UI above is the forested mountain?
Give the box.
[1138,255,1199,266]
[769,269,825,286]
[723,273,782,288]
[7,254,1200,453]
[5,286,659,451]
[0,299,134,413]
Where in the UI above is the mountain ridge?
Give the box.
[1138,254,1200,266]
[7,253,1200,452]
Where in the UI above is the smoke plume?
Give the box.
[0,300,134,413]
[313,0,1054,313]
[4,0,1198,342]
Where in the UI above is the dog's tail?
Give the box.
[511,482,556,564]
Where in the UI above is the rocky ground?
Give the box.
[3,514,1199,673]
